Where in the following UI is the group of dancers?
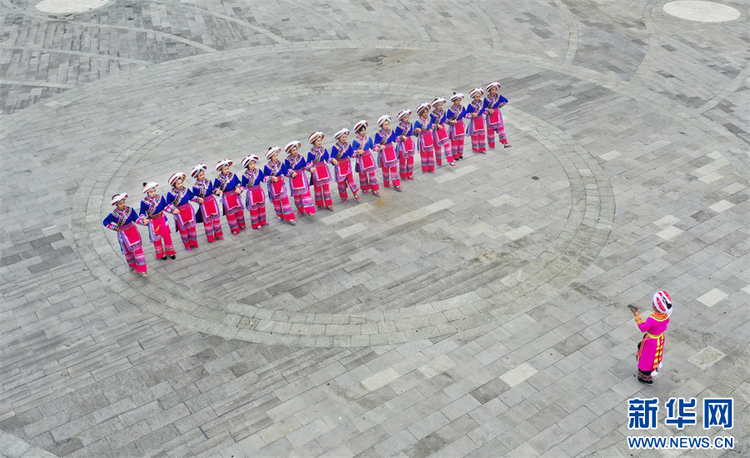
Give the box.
[103,82,511,276]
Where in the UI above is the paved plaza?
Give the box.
[1,0,749,456]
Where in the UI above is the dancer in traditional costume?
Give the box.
[631,291,673,385]
[394,109,416,181]
[330,128,360,202]
[241,155,268,230]
[139,182,176,261]
[484,82,511,149]
[166,173,200,250]
[104,194,148,276]
[263,147,296,225]
[413,103,435,173]
[214,159,247,235]
[430,97,455,167]
[446,93,467,161]
[374,115,401,191]
[284,141,316,216]
[465,88,487,153]
[306,132,334,211]
[190,164,224,243]
[352,120,380,197]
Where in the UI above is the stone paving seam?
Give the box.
[148,0,289,44]
[0,428,59,458]
[698,57,750,114]
[0,0,217,53]
[628,0,663,83]
[552,0,580,65]
[464,0,503,47]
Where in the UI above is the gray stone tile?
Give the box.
[373,429,417,457]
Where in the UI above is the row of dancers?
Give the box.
[103,83,512,276]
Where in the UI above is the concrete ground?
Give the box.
[1,0,749,457]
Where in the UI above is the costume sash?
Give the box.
[119,223,141,251]
[147,221,158,244]
[248,186,264,206]
[488,109,501,125]
[435,126,449,144]
[472,116,486,132]
[291,173,306,191]
[420,131,434,148]
[382,144,397,163]
[404,137,415,153]
[176,203,197,228]
[223,191,243,213]
[360,152,376,170]
[272,178,285,196]
[201,195,220,219]
[452,121,465,137]
[337,159,350,177]
[313,163,331,182]
[147,215,167,243]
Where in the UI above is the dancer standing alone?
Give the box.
[630,291,673,385]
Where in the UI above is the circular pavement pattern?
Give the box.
[64,44,616,348]
[663,1,742,22]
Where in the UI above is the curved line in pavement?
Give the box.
[553,0,580,64]
[0,428,58,458]
[149,0,288,44]
[630,0,661,82]
[465,0,502,48]
[68,83,612,346]
[399,6,433,42]
[0,0,217,53]
[698,58,750,113]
